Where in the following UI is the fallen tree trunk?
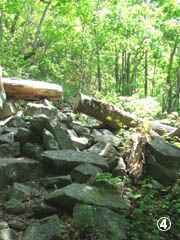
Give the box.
[74,93,177,135]
[2,77,63,101]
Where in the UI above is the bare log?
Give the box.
[74,93,177,135]
[2,77,62,101]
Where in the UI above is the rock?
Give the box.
[73,203,127,240]
[0,220,13,240]
[10,183,32,202]
[0,101,17,120]
[70,122,90,137]
[57,112,72,124]
[3,127,18,135]
[30,114,50,134]
[0,142,20,157]
[47,120,76,150]
[91,129,102,137]
[41,150,109,172]
[16,127,40,145]
[6,115,27,128]
[24,102,58,119]
[71,135,89,150]
[71,163,102,183]
[88,142,119,168]
[21,142,44,161]
[23,215,62,240]
[94,134,120,146]
[0,158,44,189]
[4,199,25,214]
[45,183,126,213]
[0,132,14,144]
[40,175,72,189]
[112,157,126,177]
[32,201,57,217]
[145,136,180,185]
[42,129,59,150]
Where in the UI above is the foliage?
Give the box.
[95,173,121,188]
[125,177,180,240]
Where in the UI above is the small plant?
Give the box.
[95,173,120,188]
[24,115,33,120]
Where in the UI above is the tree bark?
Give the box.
[2,78,62,101]
[74,93,176,135]
[144,50,148,97]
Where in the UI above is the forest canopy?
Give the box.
[0,0,180,113]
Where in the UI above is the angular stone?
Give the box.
[23,215,62,240]
[21,142,44,161]
[41,150,109,172]
[73,204,127,240]
[16,127,40,144]
[0,142,20,157]
[42,129,59,150]
[45,183,126,213]
[6,115,27,128]
[0,132,14,144]
[112,157,126,177]
[71,163,102,183]
[10,183,32,202]
[30,114,50,134]
[94,134,120,146]
[32,202,57,217]
[0,158,44,188]
[40,175,72,189]
[145,136,180,185]
[4,199,25,214]
[24,103,58,119]
[70,122,90,137]
[0,101,17,120]
[0,220,13,240]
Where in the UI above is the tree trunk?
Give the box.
[33,2,50,51]
[144,50,148,97]
[167,39,178,113]
[97,49,101,91]
[74,93,176,135]
[2,78,62,101]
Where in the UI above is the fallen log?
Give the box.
[74,93,177,136]
[2,77,63,101]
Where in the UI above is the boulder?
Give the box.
[4,199,25,214]
[10,182,32,202]
[0,158,44,188]
[45,183,126,213]
[23,215,62,240]
[71,163,102,183]
[42,129,59,150]
[70,122,91,137]
[41,150,109,172]
[40,175,72,189]
[21,142,44,161]
[0,142,20,157]
[145,136,180,185]
[112,157,126,177]
[73,203,127,240]
[0,101,17,120]
[0,220,13,240]
[0,132,14,144]
[6,115,27,128]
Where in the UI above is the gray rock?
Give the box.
[47,120,76,150]
[21,142,44,161]
[145,136,180,185]
[41,150,109,172]
[40,175,72,189]
[88,142,119,168]
[70,135,89,150]
[112,157,126,177]
[71,163,102,183]
[42,129,59,150]
[23,215,62,240]
[0,142,20,157]
[3,127,18,135]
[32,202,57,217]
[4,199,25,214]
[70,122,90,137]
[73,203,127,240]
[16,127,40,144]
[94,134,120,146]
[10,182,32,202]
[0,220,13,240]
[6,115,27,128]
[0,158,44,189]
[24,102,58,119]
[0,132,14,144]
[45,183,126,213]
[0,101,17,120]
[30,114,50,134]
